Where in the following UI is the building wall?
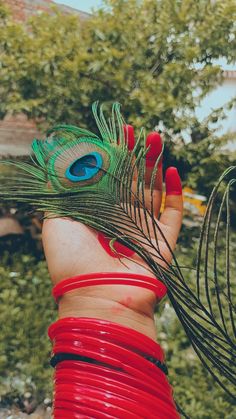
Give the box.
[5,0,88,22]
[0,114,40,156]
[6,0,53,22]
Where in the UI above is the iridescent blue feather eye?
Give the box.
[65,152,103,182]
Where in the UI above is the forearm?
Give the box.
[58,287,158,341]
[49,275,179,418]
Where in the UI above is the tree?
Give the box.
[0,0,235,193]
[0,0,235,128]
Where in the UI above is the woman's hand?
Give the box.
[42,131,183,340]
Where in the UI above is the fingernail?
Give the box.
[123,125,135,151]
[165,167,182,195]
[97,232,135,258]
[146,132,163,168]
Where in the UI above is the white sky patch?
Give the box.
[53,0,102,13]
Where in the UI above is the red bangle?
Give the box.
[52,272,167,303]
[49,318,179,418]
[56,360,171,404]
[48,317,165,362]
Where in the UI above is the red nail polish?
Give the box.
[145,132,162,168]
[123,125,135,151]
[165,167,182,195]
[97,232,135,258]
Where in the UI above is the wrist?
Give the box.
[58,286,158,341]
[53,271,167,342]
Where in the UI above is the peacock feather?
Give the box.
[0,102,235,401]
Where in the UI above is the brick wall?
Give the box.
[0,114,40,156]
[5,0,88,22]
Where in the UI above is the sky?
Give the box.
[54,0,102,13]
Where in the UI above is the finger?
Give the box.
[123,124,135,151]
[123,124,138,184]
[160,167,183,247]
[145,132,163,216]
[124,124,140,205]
[145,132,163,186]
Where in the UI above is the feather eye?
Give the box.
[65,152,103,182]
[47,138,112,191]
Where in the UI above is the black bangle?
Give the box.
[146,355,168,375]
[50,352,168,375]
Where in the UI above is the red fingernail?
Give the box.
[97,232,135,258]
[165,167,182,195]
[123,125,135,151]
[146,132,163,168]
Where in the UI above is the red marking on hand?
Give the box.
[118,296,133,308]
[97,232,135,258]
[111,297,133,315]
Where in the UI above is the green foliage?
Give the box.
[0,0,235,196]
[0,250,56,405]
[0,0,235,129]
[156,232,236,418]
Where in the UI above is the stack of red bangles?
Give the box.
[48,272,180,418]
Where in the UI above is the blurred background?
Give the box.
[0,0,235,417]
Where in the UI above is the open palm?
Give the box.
[42,130,183,321]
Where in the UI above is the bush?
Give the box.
[161,234,236,418]
[0,246,56,408]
